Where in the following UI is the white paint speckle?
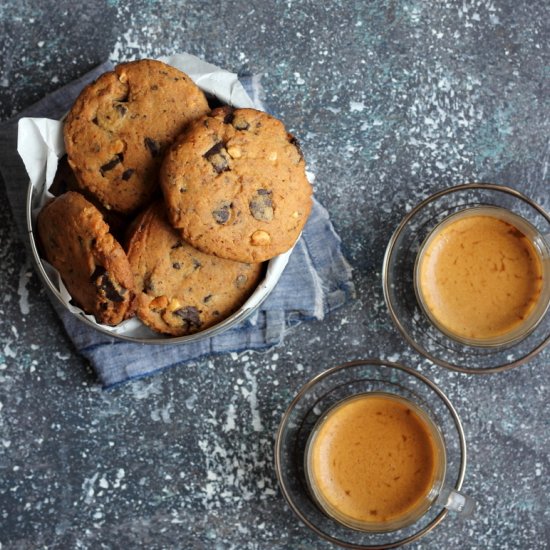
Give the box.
[131,379,163,400]
[82,473,99,504]
[223,404,236,432]
[242,365,263,432]
[151,403,173,423]
[17,262,31,315]
[3,342,16,359]
[185,393,198,410]
[294,72,305,85]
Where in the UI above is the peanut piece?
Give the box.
[167,298,182,312]
[150,295,168,309]
[227,146,242,159]
[250,230,271,246]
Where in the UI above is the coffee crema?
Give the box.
[306,393,444,531]
[416,207,546,345]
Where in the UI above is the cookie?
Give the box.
[50,155,130,242]
[37,191,135,325]
[160,106,312,263]
[64,59,210,214]
[127,202,263,336]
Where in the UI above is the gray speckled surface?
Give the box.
[1,1,549,548]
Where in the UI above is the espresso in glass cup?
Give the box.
[415,206,550,347]
[304,392,464,532]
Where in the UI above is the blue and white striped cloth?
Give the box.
[0,60,354,388]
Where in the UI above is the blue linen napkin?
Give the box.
[0,60,355,388]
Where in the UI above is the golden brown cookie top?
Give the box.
[127,201,263,336]
[37,191,135,326]
[64,59,210,214]
[160,106,312,263]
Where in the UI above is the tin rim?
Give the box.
[26,182,290,345]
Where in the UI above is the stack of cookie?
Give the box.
[37,59,312,336]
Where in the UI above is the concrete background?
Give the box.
[0,1,548,548]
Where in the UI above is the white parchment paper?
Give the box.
[18,53,292,339]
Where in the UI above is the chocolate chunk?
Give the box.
[92,117,99,126]
[204,142,230,174]
[233,118,250,131]
[90,265,107,282]
[174,306,202,329]
[172,262,181,270]
[100,154,123,175]
[203,294,213,303]
[235,274,248,289]
[122,169,134,181]
[100,279,125,303]
[144,274,155,293]
[150,84,159,91]
[144,137,161,157]
[223,108,235,124]
[212,202,231,224]
[91,265,125,303]
[249,190,273,222]
[114,103,127,116]
[204,141,224,157]
[192,258,202,270]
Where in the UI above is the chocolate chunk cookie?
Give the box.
[64,59,210,214]
[50,155,129,242]
[160,106,312,263]
[127,202,263,336]
[37,191,135,325]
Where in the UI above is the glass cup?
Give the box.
[275,360,474,548]
[382,183,550,373]
[414,205,550,348]
[304,392,472,533]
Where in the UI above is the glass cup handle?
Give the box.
[437,486,476,517]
